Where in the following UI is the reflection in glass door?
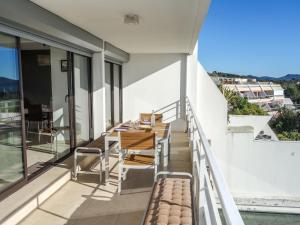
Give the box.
[0,33,24,191]
[74,54,91,145]
[20,38,71,176]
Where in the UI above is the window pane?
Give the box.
[105,62,112,128]
[74,54,90,145]
[113,64,121,124]
[0,33,24,191]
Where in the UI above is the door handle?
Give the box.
[65,94,69,103]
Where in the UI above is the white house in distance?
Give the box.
[223,82,294,110]
[212,76,294,110]
[0,1,299,225]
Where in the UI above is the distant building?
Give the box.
[223,82,294,111]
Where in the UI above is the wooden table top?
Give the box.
[109,122,170,139]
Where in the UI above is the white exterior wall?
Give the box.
[274,89,284,97]
[186,44,228,173]
[186,43,300,202]
[229,115,272,137]
[227,131,300,199]
[122,53,187,126]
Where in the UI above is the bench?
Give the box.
[142,171,194,225]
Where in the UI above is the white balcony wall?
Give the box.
[227,130,300,199]
[186,44,228,172]
[122,54,187,126]
[229,115,272,137]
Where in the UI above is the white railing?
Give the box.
[186,98,245,225]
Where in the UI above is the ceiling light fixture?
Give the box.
[124,14,139,25]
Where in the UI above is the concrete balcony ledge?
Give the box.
[0,155,96,225]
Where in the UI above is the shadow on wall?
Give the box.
[154,100,181,122]
[122,53,187,122]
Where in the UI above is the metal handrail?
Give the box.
[186,98,245,225]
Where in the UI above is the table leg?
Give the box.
[168,136,171,161]
[105,139,109,185]
[51,134,53,157]
[55,134,58,159]
[162,139,169,171]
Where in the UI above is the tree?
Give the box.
[270,108,300,133]
[281,81,300,104]
[220,85,267,116]
[269,107,300,141]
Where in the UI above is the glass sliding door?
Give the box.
[73,54,91,145]
[20,38,71,176]
[0,33,24,191]
[49,47,70,159]
[0,31,93,197]
[105,61,122,129]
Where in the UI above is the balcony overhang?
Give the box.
[30,0,211,54]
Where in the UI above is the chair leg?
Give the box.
[123,168,128,181]
[38,122,41,144]
[73,152,77,181]
[118,167,122,194]
[155,152,160,182]
[99,153,102,184]
[154,161,158,182]
[118,153,122,194]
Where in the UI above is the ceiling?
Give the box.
[30,0,210,54]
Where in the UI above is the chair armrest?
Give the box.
[75,147,102,155]
[101,132,110,136]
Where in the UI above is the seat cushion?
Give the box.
[144,178,192,225]
[124,155,154,166]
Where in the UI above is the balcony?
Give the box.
[0,1,245,225]
[0,100,244,225]
[18,130,190,225]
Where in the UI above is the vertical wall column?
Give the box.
[180,55,187,119]
[92,51,106,138]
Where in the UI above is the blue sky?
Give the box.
[0,47,19,80]
[198,0,300,77]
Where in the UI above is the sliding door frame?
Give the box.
[105,60,123,128]
[119,64,123,123]
[72,53,93,147]
[0,35,28,200]
[16,36,28,179]
[67,52,76,150]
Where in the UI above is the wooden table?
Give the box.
[104,122,171,185]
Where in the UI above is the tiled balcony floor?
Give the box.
[18,131,191,225]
